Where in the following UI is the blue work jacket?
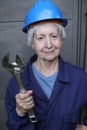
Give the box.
[5,55,87,130]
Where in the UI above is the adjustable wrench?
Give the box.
[2,52,37,123]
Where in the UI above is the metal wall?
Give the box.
[77,0,87,72]
[0,0,86,129]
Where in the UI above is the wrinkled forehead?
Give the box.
[34,23,59,36]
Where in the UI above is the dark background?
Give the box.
[0,0,87,129]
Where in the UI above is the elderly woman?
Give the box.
[5,0,87,130]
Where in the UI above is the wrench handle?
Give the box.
[14,71,37,123]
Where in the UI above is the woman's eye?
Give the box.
[52,35,58,38]
[37,37,43,40]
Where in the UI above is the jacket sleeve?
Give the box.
[5,78,35,130]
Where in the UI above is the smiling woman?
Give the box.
[4,0,87,130]
[31,23,63,64]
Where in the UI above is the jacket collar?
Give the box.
[22,55,71,87]
[58,56,71,83]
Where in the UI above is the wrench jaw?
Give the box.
[2,53,24,74]
[2,52,14,73]
[16,55,23,66]
[2,52,10,68]
[2,53,25,86]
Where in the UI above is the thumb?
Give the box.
[27,90,33,96]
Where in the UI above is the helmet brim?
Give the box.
[23,18,68,33]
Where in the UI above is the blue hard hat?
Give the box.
[23,0,68,33]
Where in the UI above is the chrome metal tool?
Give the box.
[2,52,37,123]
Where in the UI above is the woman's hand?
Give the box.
[75,124,87,130]
[15,90,34,117]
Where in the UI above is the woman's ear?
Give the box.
[60,38,64,45]
[61,41,63,46]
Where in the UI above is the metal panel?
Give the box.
[0,0,73,22]
[80,0,87,71]
[0,101,7,130]
[0,0,36,22]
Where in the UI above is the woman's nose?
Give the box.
[45,37,52,48]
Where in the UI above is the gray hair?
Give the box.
[27,23,66,46]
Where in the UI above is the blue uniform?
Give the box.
[5,55,87,130]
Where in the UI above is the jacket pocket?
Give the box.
[61,111,80,130]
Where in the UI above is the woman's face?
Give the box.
[32,23,63,61]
